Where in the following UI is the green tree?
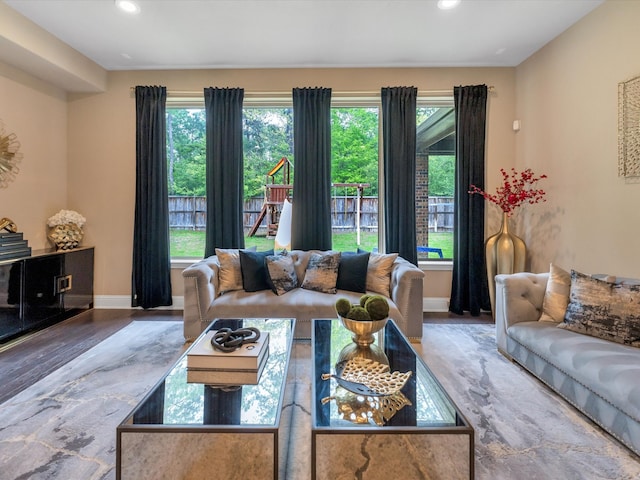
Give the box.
[331,108,379,195]
[428,155,455,196]
[243,108,293,199]
[167,109,206,195]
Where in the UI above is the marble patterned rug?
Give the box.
[0,321,638,479]
[416,324,640,480]
[0,321,186,480]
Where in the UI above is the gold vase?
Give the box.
[485,212,526,317]
[48,223,84,250]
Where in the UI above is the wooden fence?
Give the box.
[168,195,453,233]
[428,197,454,232]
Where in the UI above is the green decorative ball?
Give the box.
[335,298,352,317]
[359,294,372,307]
[346,305,372,321]
[364,295,390,320]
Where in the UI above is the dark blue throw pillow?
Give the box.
[239,249,274,292]
[336,251,370,293]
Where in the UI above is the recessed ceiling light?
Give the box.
[115,0,140,14]
[437,0,461,10]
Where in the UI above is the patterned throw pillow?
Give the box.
[365,252,398,297]
[301,252,341,294]
[558,270,640,347]
[265,253,298,296]
[215,247,256,294]
[539,263,571,322]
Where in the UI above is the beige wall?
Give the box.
[0,62,68,247]
[515,0,640,278]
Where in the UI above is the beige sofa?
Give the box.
[182,249,424,342]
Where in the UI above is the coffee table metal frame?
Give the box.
[311,318,474,480]
[116,317,295,480]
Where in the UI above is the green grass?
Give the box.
[170,229,452,259]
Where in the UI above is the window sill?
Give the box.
[418,260,453,271]
[171,257,200,269]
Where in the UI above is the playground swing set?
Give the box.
[248,157,293,237]
[246,157,443,257]
[247,157,370,243]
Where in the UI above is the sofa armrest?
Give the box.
[182,256,221,341]
[390,258,425,341]
[495,272,548,355]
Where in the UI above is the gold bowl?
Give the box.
[339,316,388,347]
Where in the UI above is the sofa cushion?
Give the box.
[508,321,640,424]
[366,252,398,297]
[301,251,341,294]
[539,263,571,322]
[336,251,370,293]
[215,247,256,293]
[265,252,298,296]
[208,287,403,329]
[239,249,274,292]
[558,270,640,347]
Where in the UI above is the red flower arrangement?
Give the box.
[469,168,547,216]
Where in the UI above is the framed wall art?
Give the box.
[618,75,640,178]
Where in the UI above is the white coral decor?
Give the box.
[47,209,86,228]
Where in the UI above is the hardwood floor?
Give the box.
[0,309,492,406]
[423,311,494,324]
[0,309,182,405]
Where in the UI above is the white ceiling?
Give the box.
[4,0,604,70]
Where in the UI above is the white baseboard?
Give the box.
[423,297,449,312]
[94,295,184,310]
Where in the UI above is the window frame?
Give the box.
[166,92,455,272]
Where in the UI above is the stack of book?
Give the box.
[186,330,269,386]
[0,232,31,261]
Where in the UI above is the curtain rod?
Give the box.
[129,86,495,97]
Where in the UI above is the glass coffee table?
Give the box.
[116,318,295,480]
[311,318,474,480]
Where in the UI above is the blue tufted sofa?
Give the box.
[495,271,640,457]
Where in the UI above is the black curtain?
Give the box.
[204,87,245,257]
[381,86,418,265]
[132,86,172,308]
[291,87,332,251]
[449,85,490,315]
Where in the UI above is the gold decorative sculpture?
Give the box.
[0,217,17,233]
[321,386,412,426]
[47,223,84,250]
[0,120,23,188]
[322,358,413,426]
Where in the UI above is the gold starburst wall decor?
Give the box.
[0,120,23,188]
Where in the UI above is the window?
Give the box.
[416,104,455,261]
[166,106,294,256]
[330,106,379,252]
[166,96,454,260]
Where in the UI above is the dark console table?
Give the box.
[0,246,94,343]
